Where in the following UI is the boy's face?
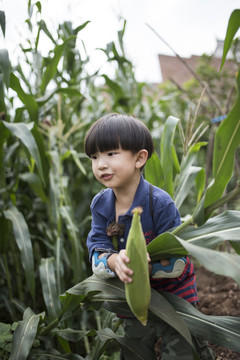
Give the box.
[90,148,144,190]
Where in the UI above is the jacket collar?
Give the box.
[94,175,148,219]
[125,175,148,216]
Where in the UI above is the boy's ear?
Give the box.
[135,149,148,169]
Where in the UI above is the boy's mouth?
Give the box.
[101,173,113,181]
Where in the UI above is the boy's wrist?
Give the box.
[92,251,117,279]
[107,252,118,272]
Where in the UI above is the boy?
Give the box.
[84,113,215,360]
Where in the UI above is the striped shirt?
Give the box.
[150,257,198,303]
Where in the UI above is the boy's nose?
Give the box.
[98,158,108,169]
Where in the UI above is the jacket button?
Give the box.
[120,238,125,243]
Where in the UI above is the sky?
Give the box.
[1,0,240,82]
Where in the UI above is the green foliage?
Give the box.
[221,9,240,71]
[0,2,240,359]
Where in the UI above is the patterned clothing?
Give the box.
[87,175,198,303]
[150,257,198,303]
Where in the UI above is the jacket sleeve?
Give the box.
[86,205,114,261]
[152,190,181,235]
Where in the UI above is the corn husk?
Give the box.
[125,207,151,326]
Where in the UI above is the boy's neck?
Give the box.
[114,174,141,221]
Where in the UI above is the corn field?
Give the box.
[0,2,240,359]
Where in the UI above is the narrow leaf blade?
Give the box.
[161,116,179,196]
[4,207,35,298]
[39,258,62,321]
[2,121,45,184]
[205,97,240,208]
[220,9,240,70]
[145,151,164,188]
[9,308,40,360]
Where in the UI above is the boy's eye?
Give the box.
[108,152,116,156]
[90,155,97,160]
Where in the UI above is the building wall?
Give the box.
[158,54,236,86]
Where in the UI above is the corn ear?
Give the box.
[125,207,151,326]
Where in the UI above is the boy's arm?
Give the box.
[93,250,133,283]
[87,204,115,261]
[103,250,151,283]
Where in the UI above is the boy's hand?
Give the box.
[108,249,133,284]
[107,250,152,284]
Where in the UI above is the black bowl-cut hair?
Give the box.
[84,113,154,158]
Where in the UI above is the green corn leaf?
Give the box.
[0,122,7,192]
[147,232,188,259]
[147,211,240,286]
[55,236,62,295]
[65,275,126,303]
[177,238,240,286]
[163,291,240,352]
[172,145,180,175]
[74,20,91,35]
[57,336,71,353]
[161,116,180,197]
[195,168,205,203]
[31,124,50,187]
[9,308,40,360]
[0,49,11,89]
[40,38,76,93]
[60,291,86,316]
[0,215,10,253]
[118,19,127,55]
[145,151,164,188]
[38,19,57,45]
[39,258,62,322]
[49,169,60,228]
[181,142,207,171]
[70,149,87,175]
[0,10,6,36]
[65,276,195,352]
[53,328,94,343]
[9,73,38,122]
[97,328,158,360]
[220,9,240,71]
[204,92,240,209]
[40,43,65,93]
[30,350,84,359]
[230,241,240,255]
[179,210,240,247]
[148,211,240,255]
[67,273,240,353]
[102,74,124,97]
[173,142,207,207]
[174,165,203,210]
[60,205,85,283]
[2,121,45,185]
[36,86,83,106]
[4,207,35,299]
[0,73,5,111]
[19,173,47,202]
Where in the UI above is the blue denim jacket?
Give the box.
[87,175,181,260]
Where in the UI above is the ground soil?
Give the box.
[195,265,240,360]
